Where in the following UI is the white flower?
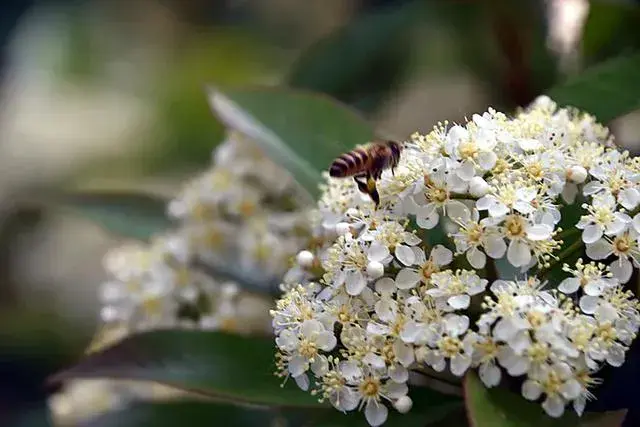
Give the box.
[275,319,336,378]
[395,245,452,290]
[451,209,506,268]
[521,363,581,418]
[410,163,470,229]
[586,230,640,283]
[426,270,487,311]
[558,259,617,297]
[343,368,409,427]
[577,194,630,244]
[469,332,503,387]
[416,314,474,376]
[477,185,537,218]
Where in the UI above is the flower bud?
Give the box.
[296,250,315,268]
[469,176,490,197]
[335,222,351,236]
[366,261,384,279]
[568,165,587,183]
[394,396,413,414]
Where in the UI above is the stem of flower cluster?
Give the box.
[541,238,584,277]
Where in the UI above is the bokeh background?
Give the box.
[1,0,640,425]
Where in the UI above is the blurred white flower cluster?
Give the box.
[100,130,312,333]
[272,96,640,426]
[50,131,313,425]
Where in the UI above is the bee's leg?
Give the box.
[353,175,369,194]
[366,175,380,207]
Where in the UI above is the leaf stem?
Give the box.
[541,238,584,277]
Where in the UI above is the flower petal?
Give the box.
[395,244,416,266]
[375,277,396,295]
[368,242,391,262]
[522,380,542,401]
[507,240,531,267]
[526,224,553,241]
[610,257,633,283]
[479,363,501,387]
[467,247,487,269]
[558,277,580,294]
[365,401,388,427]
[396,268,420,290]
[345,271,367,295]
[583,224,603,244]
[450,354,471,377]
[484,235,507,258]
[448,294,471,310]
[542,395,565,418]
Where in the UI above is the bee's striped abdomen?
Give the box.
[329,147,369,177]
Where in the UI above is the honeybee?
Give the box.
[329,139,402,206]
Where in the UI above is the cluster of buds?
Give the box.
[271,96,640,425]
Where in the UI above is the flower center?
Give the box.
[427,187,449,205]
[204,228,225,248]
[613,235,631,255]
[359,377,381,398]
[504,215,526,238]
[466,223,483,243]
[474,338,499,363]
[337,305,353,324]
[142,296,162,317]
[239,199,256,217]
[382,343,396,363]
[299,339,318,358]
[596,322,617,345]
[192,203,215,220]
[609,175,626,195]
[526,342,550,364]
[438,336,463,357]
[420,261,438,282]
[526,162,544,180]
[542,370,562,396]
[526,310,545,328]
[594,207,613,225]
[458,141,478,160]
[493,158,510,175]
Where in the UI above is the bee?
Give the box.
[329,139,402,206]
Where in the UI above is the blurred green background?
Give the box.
[1,0,640,425]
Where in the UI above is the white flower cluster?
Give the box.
[52,131,313,423]
[100,131,312,333]
[272,96,640,425]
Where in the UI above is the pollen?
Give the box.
[359,377,381,398]
[438,336,463,357]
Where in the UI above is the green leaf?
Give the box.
[546,52,640,123]
[192,257,282,297]
[581,1,640,67]
[52,191,172,241]
[463,371,623,427]
[81,401,281,427]
[287,2,420,114]
[83,389,461,427]
[207,86,376,197]
[464,370,573,427]
[49,330,323,408]
[52,329,462,422]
